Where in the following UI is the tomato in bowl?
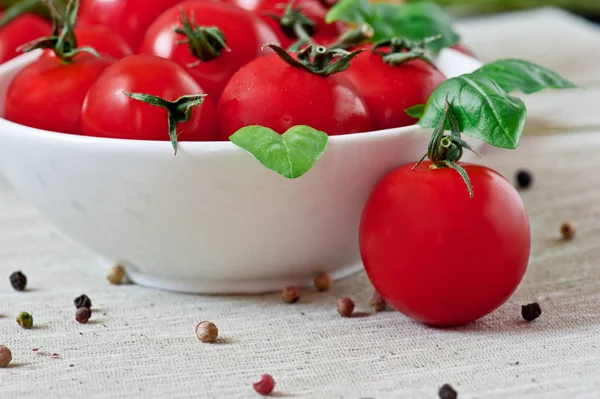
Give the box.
[0,48,483,293]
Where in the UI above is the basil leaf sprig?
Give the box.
[411,58,577,196]
[411,58,577,150]
[325,0,460,52]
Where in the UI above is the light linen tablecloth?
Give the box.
[1,7,600,399]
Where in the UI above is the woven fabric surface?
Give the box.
[1,8,600,399]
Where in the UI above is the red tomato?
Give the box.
[0,13,52,64]
[4,52,114,134]
[140,1,279,101]
[217,53,373,139]
[342,45,446,130]
[77,0,185,50]
[74,26,133,59]
[82,55,217,142]
[359,162,531,326]
[232,0,344,48]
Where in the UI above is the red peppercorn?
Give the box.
[253,374,275,395]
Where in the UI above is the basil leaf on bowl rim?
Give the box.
[229,125,328,179]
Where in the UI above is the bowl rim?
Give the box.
[0,48,478,154]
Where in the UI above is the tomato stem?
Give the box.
[124,92,208,155]
[414,99,478,197]
[266,43,363,76]
[19,0,100,63]
[327,24,374,50]
[266,0,316,43]
[372,36,441,67]
[174,8,230,66]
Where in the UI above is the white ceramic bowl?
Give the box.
[0,49,483,294]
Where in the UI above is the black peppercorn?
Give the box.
[438,384,457,399]
[522,302,542,322]
[74,294,92,309]
[516,169,533,189]
[9,271,27,291]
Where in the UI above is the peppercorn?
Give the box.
[253,374,275,395]
[196,321,218,343]
[438,384,457,399]
[0,345,12,367]
[314,273,332,292]
[522,302,542,322]
[16,312,33,329]
[74,294,92,309]
[337,297,355,317]
[9,271,27,291]
[368,291,387,312]
[106,265,125,285]
[515,169,533,189]
[560,221,575,240]
[76,307,91,324]
[281,286,300,303]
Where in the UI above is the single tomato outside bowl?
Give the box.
[0,49,484,294]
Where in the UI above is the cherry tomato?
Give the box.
[342,45,446,130]
[217,53,373,139]
[82,55,217,142]
[4,52,115,134]
[0,13,52,64]
[74,26,133,59]
[77,0,185,50]
[232,0,344,48]
[140,0,280,101]
[359,161,531,326]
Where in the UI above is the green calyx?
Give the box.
[267,1,316,40]
[174,8,229,67]
[124,92,207,155]
[20,0,100,63]
[326,24,374,50]
[372,35,440,67]
[414,99,479,198]
[267,44,362,76]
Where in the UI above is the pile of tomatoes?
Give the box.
[2,0,450,142]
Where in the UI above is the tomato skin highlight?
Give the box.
[0,13,52,64]
[81,55,217,142]
[342,46,447,130]
[77,0,186,50]
[359,161,531,326]
[232,0,345,48]
[74,26,134,59]
[217,54,373,139]
[4,52,115,135]
[140,0,280,101]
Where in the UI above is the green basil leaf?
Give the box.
[472,59,578,94]
[326,0,460,52]
[229,125,328,179]
[325,0,376,26]
[405,104,425,119]
[384,2,460,52]
[418,75,526,149]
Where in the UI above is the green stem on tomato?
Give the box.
[372,35,441,67]
[18,0,100,63]
[266,43,363,76]
[124,92,208,155]
[414,99,479,198]
[174,8,230,67]
[326,24,374,50]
